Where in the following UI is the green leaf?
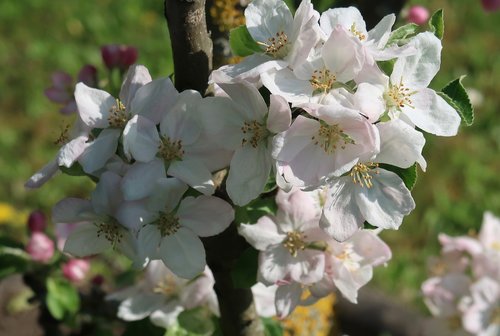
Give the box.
[123,319,165,336]
[229,25,263,57]
[439,76,474,126]
[283,0,296,14]
[262,317,283,336]
[377,59,396,76]
[387,23,419,45]
[230,247,258,288]
[177,307,215,336]
[380,163,418,190]
[429,9,444,40]
[45,277,80,320]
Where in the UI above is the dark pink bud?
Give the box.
[91,275,105,286]
[62,259,91,283]
[118,47,138,71]
[26,232,54,263]
[407,5,430,25]
[77,65,98,87]
[482,0,500,11]
[27,210,46,232]
[101,44,122,70]
[51,71,72,90]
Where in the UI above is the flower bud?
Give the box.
[62,259,91,283]
[27,210,46,233]
[406,5,430,25]
[26,232,54,263]
[77,64,98,87]
[481,0,500,11]
[101,44,138,72]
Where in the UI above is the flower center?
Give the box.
[349,23,366,41]
[258,31,291,59]
[491,241,500,251]
[157,211,181,237]
[310,68,336,95]
[108,99,129,128]
[241,120,269,148]
[312,124,355,154]
[158,136,184,162]
[350,163,379,188]
[153,275,179,297]
[336,243,362,272]
[283,231,306,257]
[384,80,417,110]
[95,217,123,247]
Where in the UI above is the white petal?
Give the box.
[121,160,166,201]
[91,171,123,215]
[116,293,163,321]
[131,77,179,124]
[52,198,94,223]
[245,0,293,45]
[148,177,188,212]
[123,115,160,162]
[138,224,162,261]
[258,247,290,285]
[217,82,268,121]
[160,90,201,146]
[177,196,234,237]
[261,68,314,105]
[168,159,215,195]
[355,169,415,230]
[149,301,184,329]
[226,145,272,206]
[159,228,206,279]
[75,83,115,128]
[320,7,365,37]
[119,64,152,108]
[78,129,120,174]
[57,135,89,168]
[289,250,325,284]
[367,14,395,48]
[239,217,285,251]
[25,159,59,189]
[116,200,154,233]
[64,223,111,257]
[275,282,302,318]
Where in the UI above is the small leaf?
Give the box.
[262,317,283,336]
[387,23,419,45]
[46,277,80,320]
[230,247,258,288]
[429,9,444,40]
[439,76,474,126]
[229,25,263,57]
[380,163,418,190]
[377,59,396,76]
[178,307,215,336]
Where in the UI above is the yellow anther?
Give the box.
[158,136,184,162]
[311,124,355,154]
[108,99,129,128]
[283,231,306,257]
[350,163,379,188]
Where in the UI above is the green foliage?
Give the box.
[231,247,259,288]
[387,23,419,45]
[377,59,396,76]
[439,76,474,126]
[380,163,418,191]
[46,277,80,320]
[176,307,215,336]
[429,9,444,40]
[123,319,165,336]
[262,317,284,336]
[229,25,263,57]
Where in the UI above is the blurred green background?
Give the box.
[0,0,499,312]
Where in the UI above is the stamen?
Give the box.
[385,79,417,109]
[158,136,184,162]
[95,217,123,247]
[157,211,181,237]
[350,163,379,188]
[108,99,129,128]
[310,68,336,95]
[257,31,290,59]
[283,231,306,257]
[311,124,355,154]
[241,120,268,148]
[153,275,178,296]
[349,23,366,41]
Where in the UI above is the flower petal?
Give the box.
[121,159,166,201]
[75,83,115,128]
[123,115,160,162]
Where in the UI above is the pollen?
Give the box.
[258,31,290,59]
[283,231,306,257]
[157,211,181,237]
[153,275,178,296]
[349,23,366,41]
[241,120,268,148]
[385,79,417,109]
[96,218,123,247]
[310,68,336,94]
[312,124,355,154]
[350,162,379,188]
[158,136,184,162]
[108,99,129,128]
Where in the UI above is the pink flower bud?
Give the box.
[407,5,430,25]
[101,44,138,71]
[91,275,105,286]
[26,232,54,263]
[27,210,46,233]
[77,64,98,87]
[62,259,91,283]
[481,0,500,11]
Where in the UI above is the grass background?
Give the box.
[0,0,499,314]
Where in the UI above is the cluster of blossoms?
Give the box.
[422,212,500,336]
[27,0,464,323]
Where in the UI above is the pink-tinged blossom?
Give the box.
[107,261,218,328]
[422,274,471,318]
[101,44,138,72]
[481,0,500,11]
[461,277,500,335]
[252,283,278,317]
[238,188,325,286]
[62,258,91,283]
[26,232,55,263]
[211,0,320,84]
[202,81,291,205]
[136,178,234,279]
[406,5,430,25]
[27,210,47,233]
[273,106,379,189]
[310,230,392,303]
[479,212,500,253]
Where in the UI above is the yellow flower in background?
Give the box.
[210,0,246,32]
[281,294,336,336]
[0,203,29,227]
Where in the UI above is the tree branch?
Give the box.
[164,0,213,94]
